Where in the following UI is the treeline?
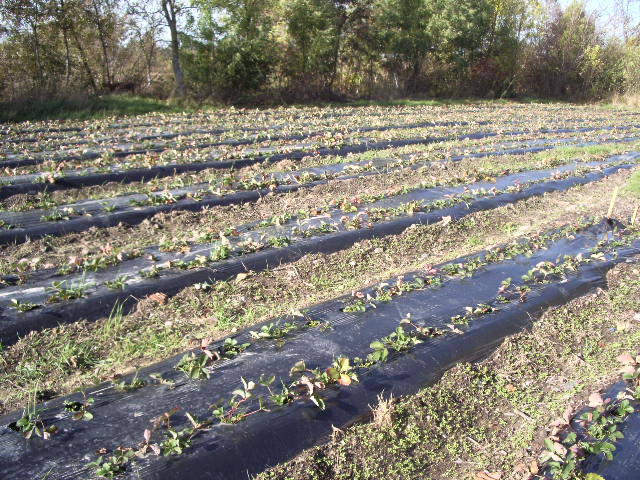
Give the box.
[1,0,639,103]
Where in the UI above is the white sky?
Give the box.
[558,0,640,37]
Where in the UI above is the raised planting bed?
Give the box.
[2,133,636,245]
[0,219,638,479]
[0,155,637,345]
[2,123,639,200]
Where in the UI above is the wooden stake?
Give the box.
[607,186,620,218]
[632,204,640,226]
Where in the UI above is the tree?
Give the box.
[161,0,187,97]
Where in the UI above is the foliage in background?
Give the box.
[0,0,639,106]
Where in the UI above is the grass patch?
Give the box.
[0,95,190,123]
[533,142,638,165]
[625,170,640,198]
[336,97,561,108]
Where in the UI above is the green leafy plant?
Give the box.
[220,337,250,358]
[114,376,146,392]
[88,449,135,478]
[249,322,298,340]
[175,352,212,379]
[212,377,266,424]
[47,279,88,302]
[10,298,41,312]
[64,394,95,421]
[342,299,366,312]
[105,275,128,290]
[140,266,161,278]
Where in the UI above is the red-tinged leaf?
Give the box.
[201,349,215,360]
[144,429,151,443]
[338,374,352,386]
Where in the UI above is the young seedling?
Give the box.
[249,322,298,340]
[149,373,176,389]
[47,279,89,303]
[212,377,266,424]
[105,275,128,290]
[101,203,118,213]
[289,357,358,410]
[219,337,250,358]
[88,449,135,478]
[175,352,212,379]
[342,299,367,312]
[64,393,95,421]
[10,298,41,312]
[259,375,294,406]
[12,392,57,440]
[14,409,57,440]
[140,266,161,278]
[114,376,146,392]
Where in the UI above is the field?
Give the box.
[1,101,640,480]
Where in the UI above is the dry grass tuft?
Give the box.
[370,392,395,429]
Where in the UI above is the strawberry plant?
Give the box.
[47,280,88,303]
[64,394,95,421]
[88,449,135,478]
[105,275,128,290]
[212,377,266,424]
[175,352,212,379]
[10,298,41,312]
[220,337,250,358]
[11,392,58,440]
[114,376,145,392]
[250,322,298,340]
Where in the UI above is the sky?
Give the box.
[558,0,640,37]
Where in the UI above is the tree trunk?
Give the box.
[161,0,186,98]
[63,31,72,86]
[55,0,72,87]
[31,21,44,91]
[70,23,99,93]
[91,0,112,87]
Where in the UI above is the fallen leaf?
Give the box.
[236,272,249,281]
[617,353,636,365]
[441,215,452,226]
[616,321,632,332]
[148,292,168,305]
[475,471,502,480]
[620,365,637,375]
[588,391,604,407]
